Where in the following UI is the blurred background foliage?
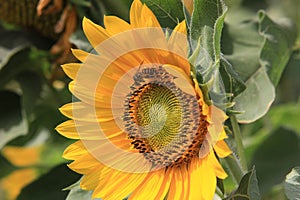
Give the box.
[0,0,299,199]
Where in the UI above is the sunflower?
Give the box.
[56,0,232,199]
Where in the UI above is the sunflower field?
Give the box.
[0,0,300,200]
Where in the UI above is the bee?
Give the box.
[133,61,145,83]
[142,67,156,75]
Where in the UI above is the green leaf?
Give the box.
[17,164,81,200]
[222,11,266,123]
[233,67,275,123]
[219,57,246,97]
[285,166,300,200]
[226,167,261,200]
[0,27,30,70]
[0,91,28,149]
[224,8,296,123]
[222,18,263,82]
[255,0,300,49]
[0,29,52,88]
[251,127,300,194]
[10,80,71,147]
[16,71,44,115]
[213,3,227,62]
[190,0,227,58]
[189,0,246,107]
[141,0,185,28]
[0,48,35,88]
[0,45,27,71]
[258,11,297,86]
[277,52,300,103]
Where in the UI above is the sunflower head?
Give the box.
[57,0,231,199]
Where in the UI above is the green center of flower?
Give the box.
[124,65,207,169]
[135,84,182,151]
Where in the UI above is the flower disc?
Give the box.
[123,65,204,169]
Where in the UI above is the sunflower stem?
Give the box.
[224,154,245,183]
[230,115,248,171]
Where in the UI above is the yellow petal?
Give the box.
[71,48,89,62]
[82,17,110,48]
[208,105,228,124]
[88,140,152,174]
[104,15,131,35]
[59,102,114,122]
[67,153,100,174]
[167,21,189,76]
[194,80,210,115]
[61,63,81,80]
[56,118,126,141]
[218,129,228,141]
[163,64,194,95]
[189,157,216,200]
[154,168,172,200]
[71,49,103,73]
[63,141,87,160]
[55,120,79,139]
[128,169,167,200]
[208,151,228,179]
[168,166,190,200]
[214,140,232,158]
[68,81,113,108]
[80,168,101,190]
[130,0,161,28]
[56,120,102,140]
[93,169,147,200]
[172,20,187,35]
[206,106,228,149]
